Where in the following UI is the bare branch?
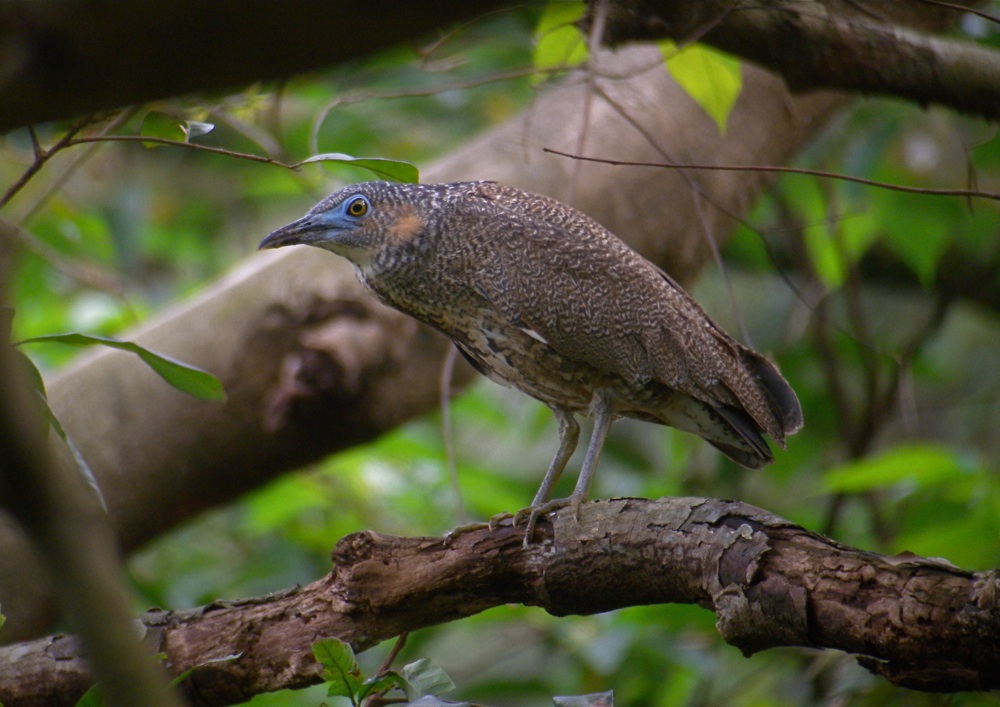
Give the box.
[542,147,1000,203]
[1,497,995,706]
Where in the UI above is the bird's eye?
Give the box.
[346,196,369,218]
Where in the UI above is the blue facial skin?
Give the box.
[258,195,372,250]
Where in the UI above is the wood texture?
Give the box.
[1,497,995,706]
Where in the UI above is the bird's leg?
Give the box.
[503,405,579,532]
[532,405,581,506]
[519,394,615,545]
[569,389,615,505]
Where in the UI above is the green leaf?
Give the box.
[533,1,588,73]
[878,191,951,286]
[296,153,419,183]
[823,444,967,494]
[18,334,227,402]
[400,658,456,701]
[13,344,107,507]
[140,111,188,146]
[356,671,407,702]
[313,637,363,700]
[660,41,742,134]
[74,683,104,707]
[140,111,215,146]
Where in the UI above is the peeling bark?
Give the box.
[1,498,995,706]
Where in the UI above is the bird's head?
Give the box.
[258,181,434,268]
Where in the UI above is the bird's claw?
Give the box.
[512,498,578,546]
[487,511,514,532]
[444,520,490,544]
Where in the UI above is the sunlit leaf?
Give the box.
[660,41,742,134]
[182,121,215,139]
[533,1,588,73]
[18,334,226,402]
[400,658,456,700]
[296,153,419,183]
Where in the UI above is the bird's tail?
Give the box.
[738,347,804,443]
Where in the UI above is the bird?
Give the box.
[259,180,803,530]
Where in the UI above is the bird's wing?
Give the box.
[470,190,723,395]
[468,184,800,436]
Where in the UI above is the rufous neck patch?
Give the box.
[387,205,426,244]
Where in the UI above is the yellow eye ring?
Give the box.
[346,196,369,218]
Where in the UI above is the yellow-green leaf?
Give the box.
[533,1,588,74]
[660,41,742,134]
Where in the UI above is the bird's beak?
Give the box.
[258,215,320,250]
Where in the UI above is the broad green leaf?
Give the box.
[660,41,742,134]
[18,334,226,402]
[400,658,455,700]
[313,637,362,700]
[140,111,188,146]
[533,1,588,73]
[296,153,419,183]
[823,444,966,494]
[356,671,407,702]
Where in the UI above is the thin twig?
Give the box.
[66,135,296,168]
[0,116,95,209]
[542,148,1000,203]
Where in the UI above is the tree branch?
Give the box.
[1,497,995,706]
[0,0,510,132]
[596,0,1000,121]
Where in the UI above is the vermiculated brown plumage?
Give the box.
[259,181,803,513]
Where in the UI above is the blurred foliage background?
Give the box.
[3,3,1000,706]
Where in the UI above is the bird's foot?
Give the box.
[512,497,579,546]
[487,511,514,532]
[443,520,491,545]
